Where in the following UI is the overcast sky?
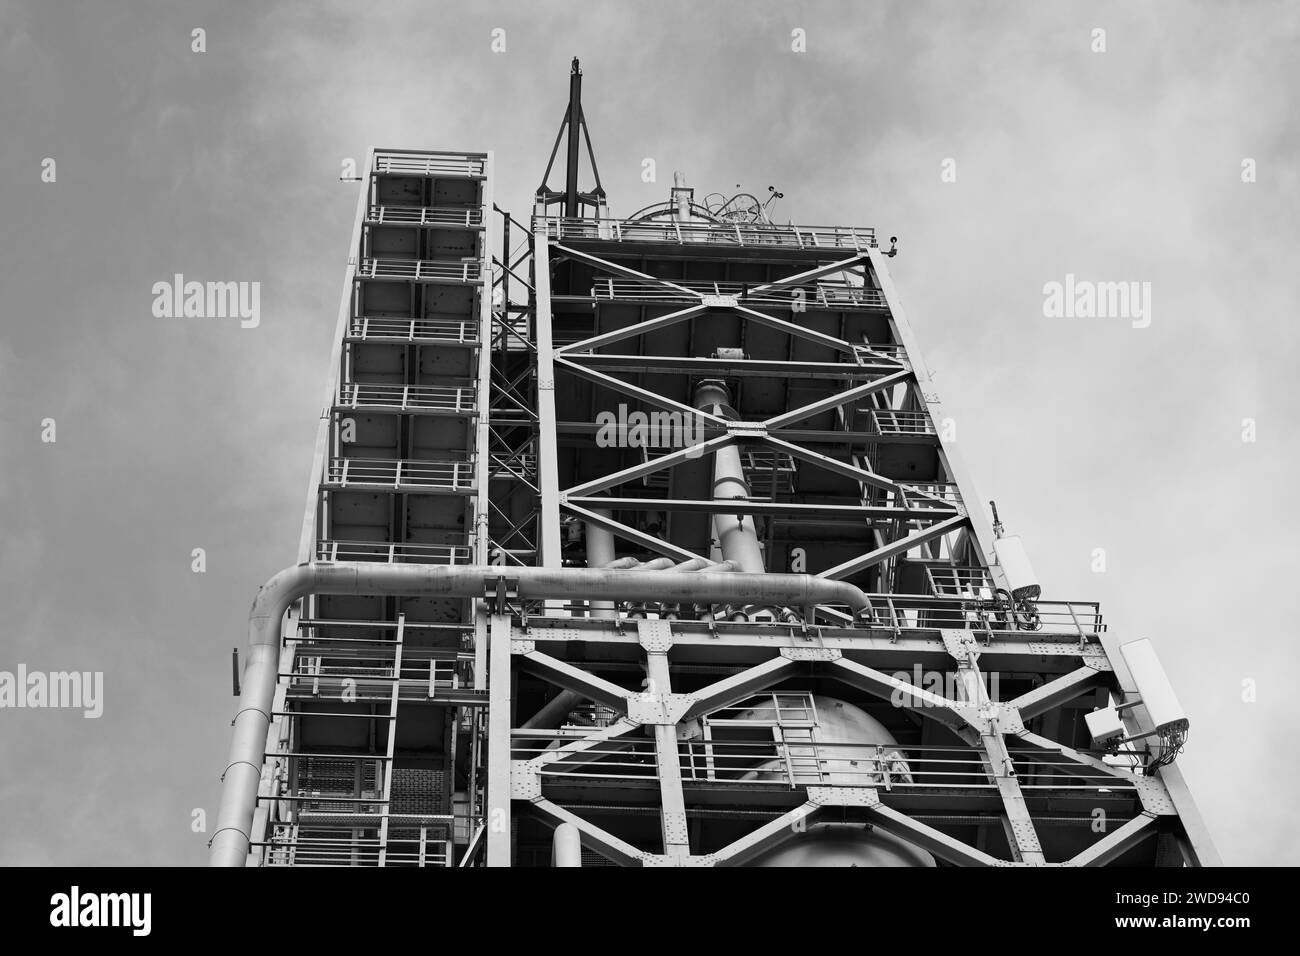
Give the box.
[1,0,1296,866]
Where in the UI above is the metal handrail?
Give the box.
[538,216,876,250]
[584,278,887,308]
[356,257,481,283]
[347,316,477,344]
[870,409,937,436]
[366,204,484,227]
[513,738,1132,792]
[517,592,1103,635]
[316,540,472,565]
[336,382,474,412]
[324,457,473,491]
[373,150,486,177]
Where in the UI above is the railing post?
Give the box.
[781,734,796,789]
[1066,602,1087,647]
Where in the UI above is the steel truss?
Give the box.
[474,209,1218,867]
[224,145,1217,868]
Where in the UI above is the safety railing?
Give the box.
[366,204,484,228]
[925,566,996,596]
[356,257,482,283]
[869,409,937,436]
[538,216,877,251]
[347,316,478,344]
[854,343,908,362]
[286,649,473,702]
[315,540,472,565]
[490,452,536,480]
[514,737,1134,794]
[865,592,1105,636]
[373,150,486,177]
[263,820,460,867]
[324,457,474,492]
[336,382,475,414]
[585,278,887,309]
[380,825,456,867]
[742,447,798,495]
[291,617,476,663]
[704,692,818,726]
[521,591,1103,636]
[491,313,531,349]
[898,483,962,509]
[680,738,915,788]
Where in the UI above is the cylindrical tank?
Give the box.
[749,822,934,867]
[734,695,935,867]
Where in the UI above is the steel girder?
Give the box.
[501,617,1190,866]
[474,226,1219,868]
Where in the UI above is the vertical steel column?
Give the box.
[641,621,690,858]
[474,157,498,692]
[564,62,583,218]
[486,611,513,866]
[473,158,500,852]
[532,227,565,616]
[945,630,1045,864]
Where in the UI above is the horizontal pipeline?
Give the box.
[211,562,871,866]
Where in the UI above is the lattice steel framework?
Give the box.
[221,79,1218,868]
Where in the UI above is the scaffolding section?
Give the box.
[243,149,495,867]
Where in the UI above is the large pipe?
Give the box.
[524,556,742,729]
[211,562,870,866]
[585,510,616,618]
[694,381,765,575]
[694,381,768,622]
[552,822,582,867]
[520,689,585,731]
[709,441,767,574]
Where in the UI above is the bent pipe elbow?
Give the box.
[211,562,870,866]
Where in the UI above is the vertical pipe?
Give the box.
[585,509,616,618]
[212,563,873,865]
[553,822,582,867]
[672,171,691,222]
[709,442,766,574]
[485,611,513,866]
[694,382,765,574]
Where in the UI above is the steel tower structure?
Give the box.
[213,62,1218,867]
